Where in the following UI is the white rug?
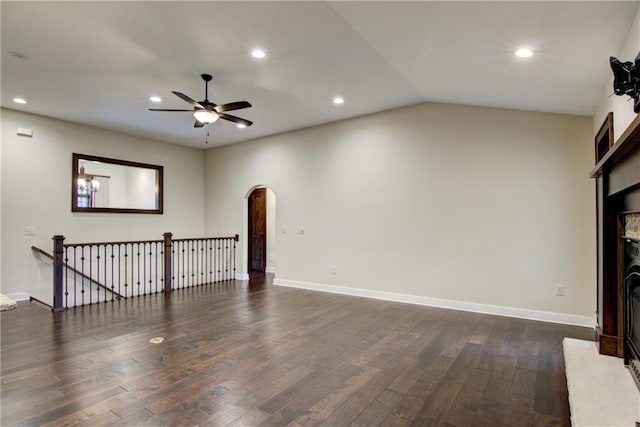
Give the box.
[563,338,640,426]
[0,294,17,311]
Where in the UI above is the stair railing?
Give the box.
[49,232,238,310]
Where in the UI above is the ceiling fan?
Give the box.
[149,74,253,128]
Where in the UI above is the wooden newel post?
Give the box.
[52,235,65,312]
[163,232,173,293]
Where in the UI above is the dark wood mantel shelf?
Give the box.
[591,114,640,178]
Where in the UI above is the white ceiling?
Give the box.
[2,1,638,149]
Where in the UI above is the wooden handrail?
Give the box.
[63,239,162,247]
[162,235,239,243]
[31,246,123,300]
[31,245,53,260]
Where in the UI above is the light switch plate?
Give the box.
[17,127,33,137]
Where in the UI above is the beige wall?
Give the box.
[205,102,595,321]
[1,108,205,303]
[593,6,640,140]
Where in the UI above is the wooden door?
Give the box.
[248,188,267,274]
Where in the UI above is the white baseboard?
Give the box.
[273,279,594,327]
[265,266,276,274]
[5,292,30,301]
[235,273,249,281]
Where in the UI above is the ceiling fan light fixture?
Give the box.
[237,123,247,129]
[149,96,162,103]
[193,109,219,124]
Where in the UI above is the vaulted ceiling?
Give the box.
[2,1,638,148]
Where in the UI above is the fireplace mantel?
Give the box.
[592,112,640,357]
[591,114,640,179]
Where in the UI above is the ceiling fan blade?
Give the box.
[149,108,194,112]
[218,113,253,127]
[215,101,252,113]
[173,91,204,109]
[194,120,205,128]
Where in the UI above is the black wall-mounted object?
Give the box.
[610,51,640,113]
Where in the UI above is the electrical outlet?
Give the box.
[555,284,565,296]
[331,265,337,275]
[296,226,305,235]
[24,226,35,236]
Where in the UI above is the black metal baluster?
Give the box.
[221,239,225,281]
[225,239,229,281]
[103,244,108,302]
[89,245,100,305]
[233,237,237,280]
[141,242,145,296]
[202,239,206,285]
[110,244,115,301]
[217,239,221,282]
[64,247,69,308]
[171,241,175,290]
[185,240,189,288]
[182,240,186,289]
[73,247,77,307]
[198,239,204,285]
[155,242,160,293]
[209,239,213,284]
[191,240,195,287]
[81,246,86,305]
[158,242,162,293]
[148,242,153,294]
[117,244,122,298]
[176,241,179,289]
[124,244,129,298]
[137,243,141,296]
[198,239,202,285]
[175,240,179,289]
[186,240,190,287]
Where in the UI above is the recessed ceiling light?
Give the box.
[13,98,27,104]
[251,49,266,59]
[237,124,247,129]
[333,97,344,105]
[515,48,533,58]
[149,96,162,103]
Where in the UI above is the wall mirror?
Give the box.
[72,153,163,214]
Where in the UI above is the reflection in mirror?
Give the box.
[72,153,163,214]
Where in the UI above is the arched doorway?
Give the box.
[245,186,276,278]
[248,187,266,276]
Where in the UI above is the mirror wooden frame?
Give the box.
[71,153,164,214]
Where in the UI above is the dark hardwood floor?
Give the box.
[1,275,592,426]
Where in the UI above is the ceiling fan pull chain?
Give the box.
[205,129,210,144]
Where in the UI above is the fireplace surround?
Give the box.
[591,114,640,358]
[624,237,640,390]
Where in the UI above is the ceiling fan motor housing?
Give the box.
[148,73,253,131]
